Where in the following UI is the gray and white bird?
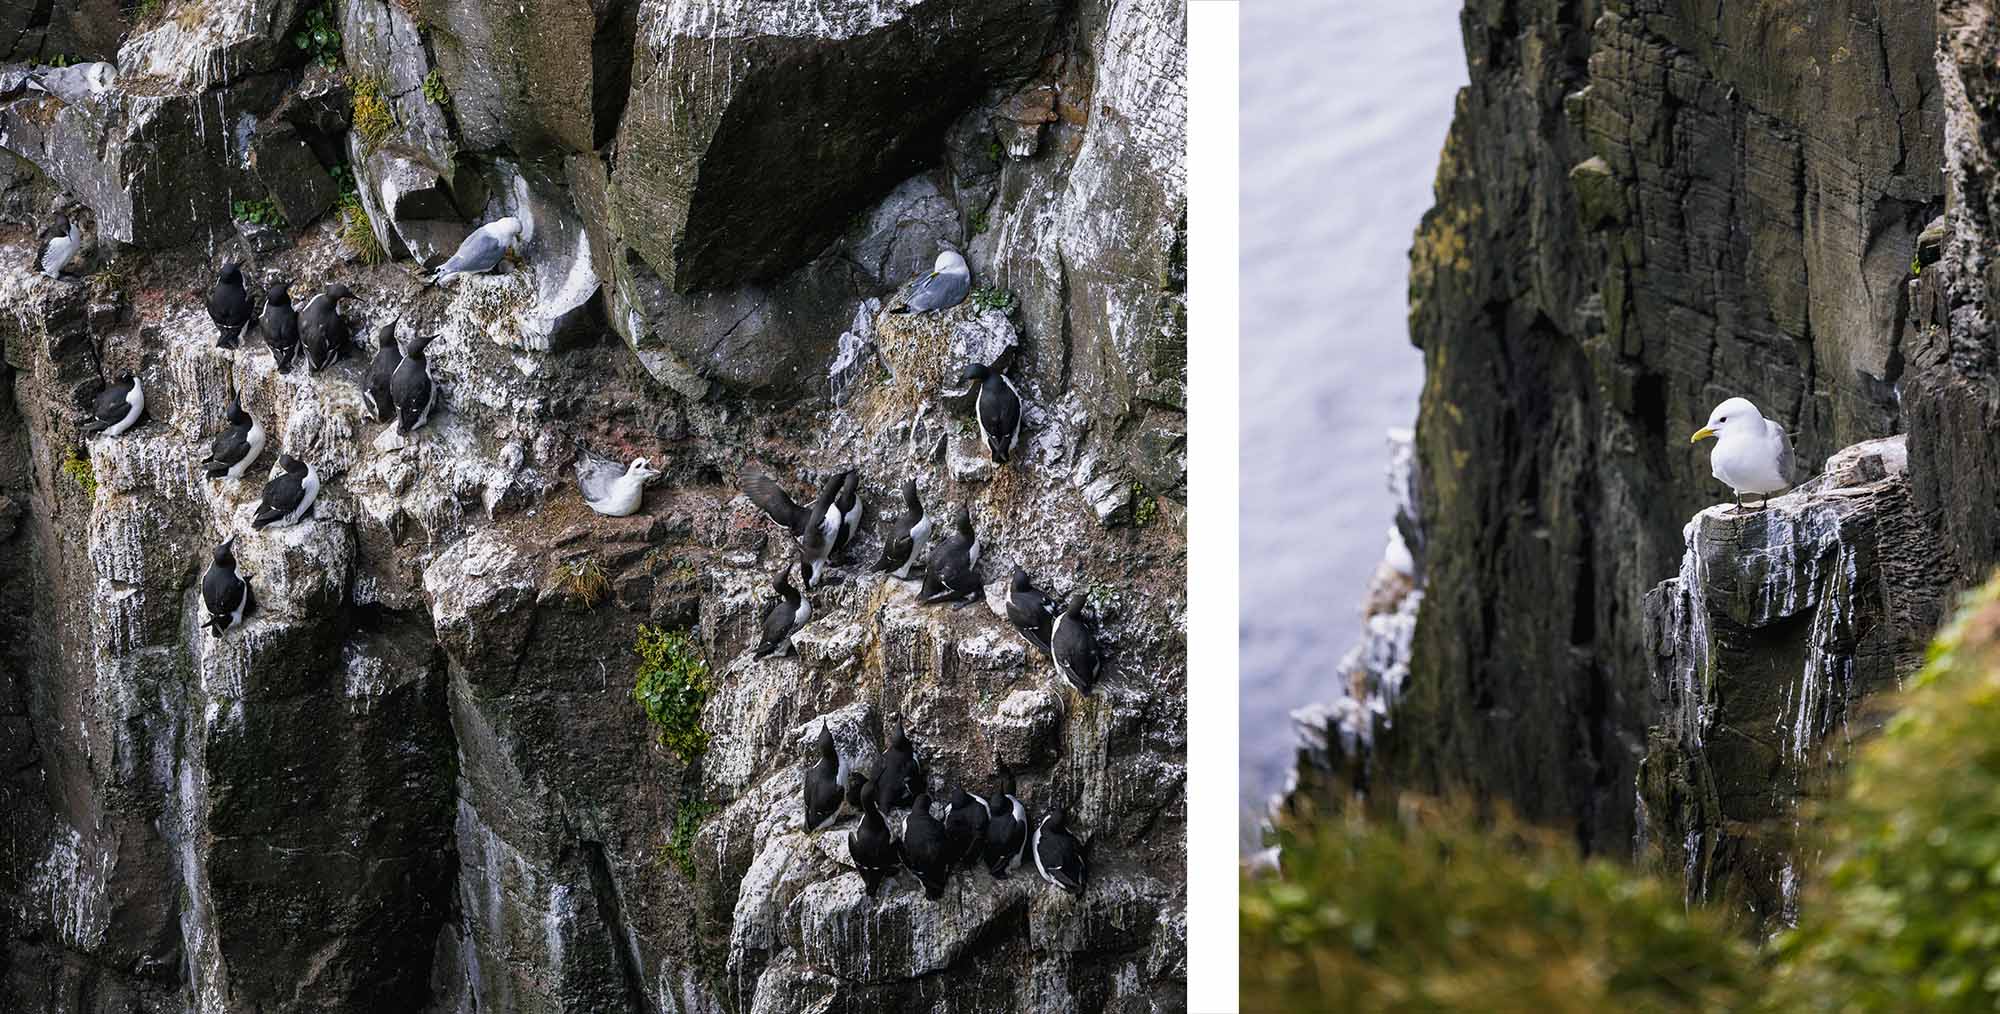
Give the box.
[960,362,1022,464]
[201,390,264,480]
[1032,805,1089,896]
[888,249,970,315]
[577,454,660,517]
[200,538,252,637]
[427,217,523,286]
[299,283,355,372]
[389,333,438,434]
[360,324,401,423]
[207,262,253,349]
[1690,397,1793,512]
[82,372,144,436]
[1050,596,1100,695]
[259,281,302,371]
[872,478,932,580]
[28,61,115,105]
[251,454,319,529]
[39,214,81,279]
[753,569,811,659]
[919,506,981,606]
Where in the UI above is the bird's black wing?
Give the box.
[741,474,808,534]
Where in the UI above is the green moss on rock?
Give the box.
[632,626,712,762]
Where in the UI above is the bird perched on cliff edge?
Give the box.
[577,453,660,517]
[300,283,356,372]
[39,213,81,280]
[28,61,115,104]
[982,768,1029,880]
[847,778,899,897]
[873,478,932,580]
[1007,566,1056,655]
[427,217,523,286]
[252,454,319,529]
[361,324,401,423]
[870,722,924,811]
[201,538,252,637]
[390,333,438,434]
[754,568,811,659]
[1033,805,1090,897]
[900,794,953,900]
[740,473,841,588]
[207,262,253,349]
[888,247,971,315]
[1051,596,1101,695]
[920,506,982,606]
[259,281,302,371]
[803,726,854,832]
[960,362,1023,464]
[1690,397,1792,512]
[202,389,264,480]
[82,372,144,436]
[943,787,990,871]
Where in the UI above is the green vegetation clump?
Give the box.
[337,191,385,265]
[421,67,449,107]
[60,448,95,497]
[970,285,1015,314]
[662,799,717,879]
[556,557,609,608]
[232,195,287,230]
[292,1,342,67]
[1132,482,1158,527]
[632,626,712,762]
[133,0,165,21]
[350,75,395,153]
[1242,800,1760,1013]
[969,210,990,235]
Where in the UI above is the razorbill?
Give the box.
[207,262,253,349]
[360,324,401,423]
[299,283,355,372]
[427,217,523,286]
[578,455,660,517]
[202,389,265,480]
[887,249,970,314]
[741,473,840,588]
[899,794,953,900]
[871,722,923,811]
[258,281,302,371]
[40,213,81,279]
[959,362,1023,464]
[82,372,144,436]
[872,478,932,580]
[982,769,1029,880]
[803,726,854,832]
[754,569,811,659]
[847,779,900,897]
[390,333,438,434]
[1032,805,1088,896]
[943,787,991,871]
[251,454,319,529]
[1691,397,1793,511]
[829,470,864,562]
[1050,597,1100,695]
[200,538,253,637]
[919,506,981,606]
[1006,566,1056,655]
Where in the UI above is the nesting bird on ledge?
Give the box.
[1691,397,1792,513]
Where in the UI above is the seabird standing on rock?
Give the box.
[252,454,319,529]
[207,262,253,349]
[259,281,301,371]
[982,769,1028,880]
[1690,397,1793,512]
[871,722,923,811]
[847,779,900,897]
[919,506,981,606]
[803,726,852,832]
[1050,597,1100,695]
[888,248,970,315]
[300,283,355,372]
[202,389,264,480]
[427,217,523,286]
[201,538,252,637]
[82,372,144,436]
[1007,566,1056,655]
[40,214,80,279]
[361,324,401,423]
[873,478,932,580]
[829,470,864,562]
[1032,805,1088,897]
[577,455,660,517]
[390,333,438,434]
[943,787,991,871]
[28,61,115,104]
[960,363,1023,464]
[900,794,953,900]
[741,474,840,588]
[754,569,810,659]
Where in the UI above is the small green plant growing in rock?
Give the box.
[421,68,449,107]
[232,196,287,230]
[1131,482,1158,528]
[632,626,712,762]
[60,448,95,497]
[969,210,991,235]
[350,75,395,153]
[661,798,716,879]
[987,137,1004,164]
[133,0,165,21]
[292,1,342,68]
[1910,255,1922,276]
[557,557,609,608]
[337,191,385,265]
[970,285,1015,314]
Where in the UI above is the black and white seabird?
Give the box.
[754,569,811,659]
[943,787,991,871]
[872,478,932,580]
[300,283,355,372]
[829,470,864,562]
[251,454,319,529]
[82,372,145,436]
[361,324,401,423]
[1050,597,1101,695]
[40,213,81,279]
[200,538,253,637]
[1032,805,1089,897]
[847,779,900,897]
[959,363,1023,464]
[206,262,253,349]
[803,726,853,833]
[887,249,970,315]
[259,281,302,372]
[1007,566,1056,655]
[870,722,923,811]
[919,506,982,606]
[390,333,438,434]
[741,473,840,588]
[982,770,1029,880]
[427,217,524,286]
[899,794,953,900]
[202,389,265,480]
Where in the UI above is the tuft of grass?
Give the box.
[132,0,164,21]
[632,626,712,762]
[232,195,287,230]
[969,210,990,235]
[350,75,395,153]
[556,557,609,608]
[421,67,449,107]
[1910,255,1922,277]
[60,448,95,497]
[970,285,1015,314]
[292,0,342,68]
[1132,482,1158,528]
[338,191,385,265]
[661,798,717,879]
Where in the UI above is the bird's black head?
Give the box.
[912,793,932,813]
[958,363,992,384]
[815,725,835,756]
[1046,805,1069,830]
[326,282,355,303]
[949,787,972,807]
[278,453,304,473]
[1063,595,1086,619]
[44,213,69,237]
[115,370,135,385]
[902,477,920,504]
[775,569,797,597]
[376,324,397,349]
[956,505,975,535]
[1011,565,1030,590]
[891,721,911,751]
[267,280,291,304]
[212,537,236,568]
[225,389,248,422]
[219,261,240,283]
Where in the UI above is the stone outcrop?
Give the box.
[0,1,1186,1011]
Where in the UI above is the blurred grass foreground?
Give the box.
[1242,574,2000,1013]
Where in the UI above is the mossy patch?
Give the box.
[1132,482,1158,528]
[337,191,385,265]
[350,75,395,153]
[970,285,1015,314]
[232,195,287,231]
[660,798,717,880]
[632,626,712,762]
[61,448,95,497]
[422,68,449,107]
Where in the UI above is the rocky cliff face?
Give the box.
[1290,0,2000,930]
[0,2,1186,1011]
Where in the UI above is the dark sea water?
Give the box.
[1239,0,1468,842]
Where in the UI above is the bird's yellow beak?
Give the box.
[1689,426,1716,443]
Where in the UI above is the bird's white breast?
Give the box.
[1710,426,1788,494]
[590,475,646,517]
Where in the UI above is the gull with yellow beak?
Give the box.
[1690,396,1792,512]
